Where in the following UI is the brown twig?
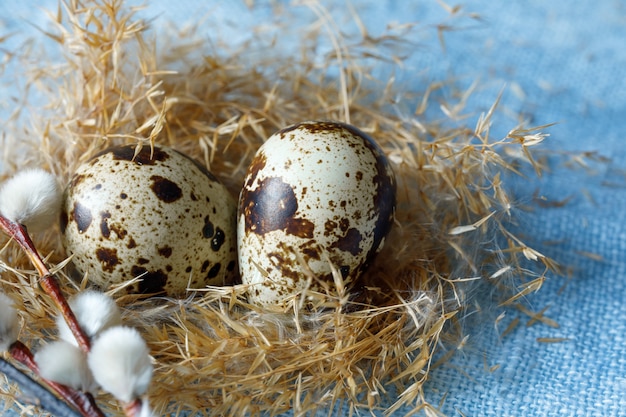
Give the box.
[0,215,91,352]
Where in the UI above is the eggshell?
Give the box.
[238,121,396,310]
[61,145,237,296]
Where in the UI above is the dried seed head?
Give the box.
[88,326,153,403]
[34,340,96,392]
[0,169,62,232]
[56,290,122,346]
[0,293,19,352]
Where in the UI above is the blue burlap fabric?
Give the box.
[1,1,624,416]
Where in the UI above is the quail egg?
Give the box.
[238,121,396,310]
[61,144,237,296]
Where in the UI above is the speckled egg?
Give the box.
[238,121,396,310]
[61,145,237,296]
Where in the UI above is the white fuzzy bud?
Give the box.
[56,290,122,346]
[35,340,97,392]
[138,399,156,417]
[0,292,19,351]
[88,326,153,403]
[0,169,62,232]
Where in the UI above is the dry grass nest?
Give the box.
[0,1,560,416]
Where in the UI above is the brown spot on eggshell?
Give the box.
[211,227,226,251]
[331,227,363,256]
[150,175,182,203]
[285,218,315,239]
[106,145,169,165]
[70,174,87,188]
[242,176,314,239]
[202,216,214,238]
[132,266,168,295]
[227,260,236,272]
[158,246,172,258]
[109,223,128,239]
[207,263,221,279]
[95,247,119,272]
[243,151,267,189]
[324,220,337,237]
[266,244,301,283]
[299,241,320,261]
[72,201,92,233]
[100,211,111,238]
[339,265,350,278]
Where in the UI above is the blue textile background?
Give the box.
[1,1,624,416]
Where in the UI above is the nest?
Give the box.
[0,1,558,416]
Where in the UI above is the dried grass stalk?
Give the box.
[0,1,557,416]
